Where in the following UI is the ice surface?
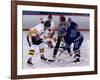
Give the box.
[22,31,90,69]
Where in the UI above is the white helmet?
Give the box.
[40,17,47,23]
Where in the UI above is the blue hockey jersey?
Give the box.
[59,21,83,43]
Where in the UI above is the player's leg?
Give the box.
[73,37,84,62]
[27,45,35,65]
[64,43,72,56]
[27,36,40,65]
[39,42,47,60]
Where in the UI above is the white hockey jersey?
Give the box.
[28,23,44,37]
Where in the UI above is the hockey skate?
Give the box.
[74,53,80,58]
[40,55,47,60]
[73,58,80,63]
[27,58,33,65]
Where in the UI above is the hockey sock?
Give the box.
[74,50,80,58]
[28,49,35,55]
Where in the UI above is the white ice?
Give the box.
[22,31,90,69]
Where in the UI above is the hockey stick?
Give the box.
[43,40,70,56]
[43,41,68,55]
[43,41,70,62]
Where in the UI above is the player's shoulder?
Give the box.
[72,21,78,25]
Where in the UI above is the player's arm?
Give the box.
[62,32,67,37]
[47,29,54,38]
[61,27,67,37]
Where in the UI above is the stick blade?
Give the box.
[48,59,55,62]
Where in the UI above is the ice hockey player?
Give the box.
[27,18,51,65]
[53,15,68,58]
[42,15,55,48]
[59,17,84,62]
